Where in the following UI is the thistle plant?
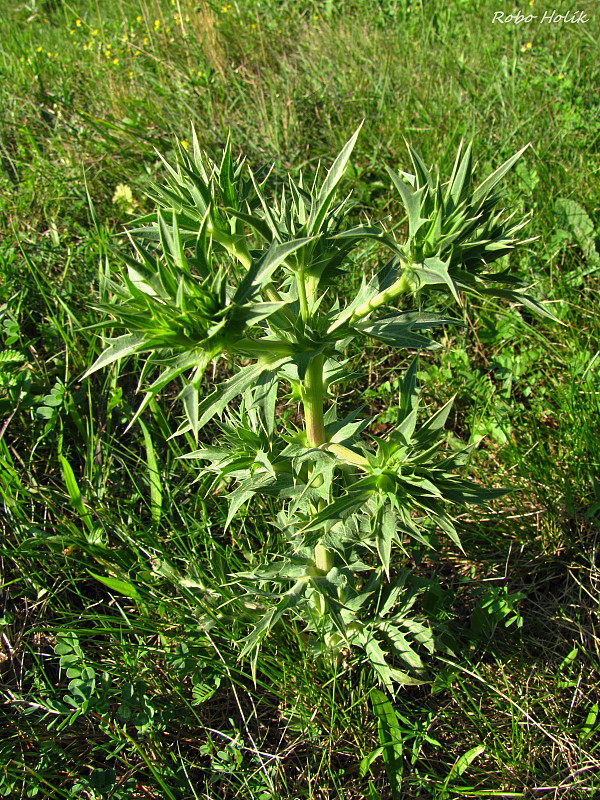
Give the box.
[85,128,553,691]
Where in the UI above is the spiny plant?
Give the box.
[85,126,554,691]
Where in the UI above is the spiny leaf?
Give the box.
[387,167,428,239]
[239,579,306,659]
[234,237,313,305]
[82,333,147,379]
[307,125,362,236]
[472,144,529,207]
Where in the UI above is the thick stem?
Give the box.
[297,269,310,322]
[301,354,335,574]
[302,354,326,448]
[349,271,413,323]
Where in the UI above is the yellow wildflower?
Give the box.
[75,18,82,26]
[112,184,135,214]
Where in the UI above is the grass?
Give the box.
[1,0,599,797]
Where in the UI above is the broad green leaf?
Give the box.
[326,407,371,444]
[413,396,455,448]
[252,373,279,437]
[88,572,141,601]
[180,383,200,437]
[555,198,599,265]
[224,472,280,530]
[329,256,401,332]
[397,357,419,429]
[218,135,237,208]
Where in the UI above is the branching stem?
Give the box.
[349,270,413,323]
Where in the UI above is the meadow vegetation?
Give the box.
[0,0,599,797]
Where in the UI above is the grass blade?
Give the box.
[370,688,404,799]
[138,419,163,525]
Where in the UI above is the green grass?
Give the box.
[1,0,600,797]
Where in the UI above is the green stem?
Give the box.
[349,271,414,324]
[301,354,335,576]
[302,354,326,448]
[297,268,310,322]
